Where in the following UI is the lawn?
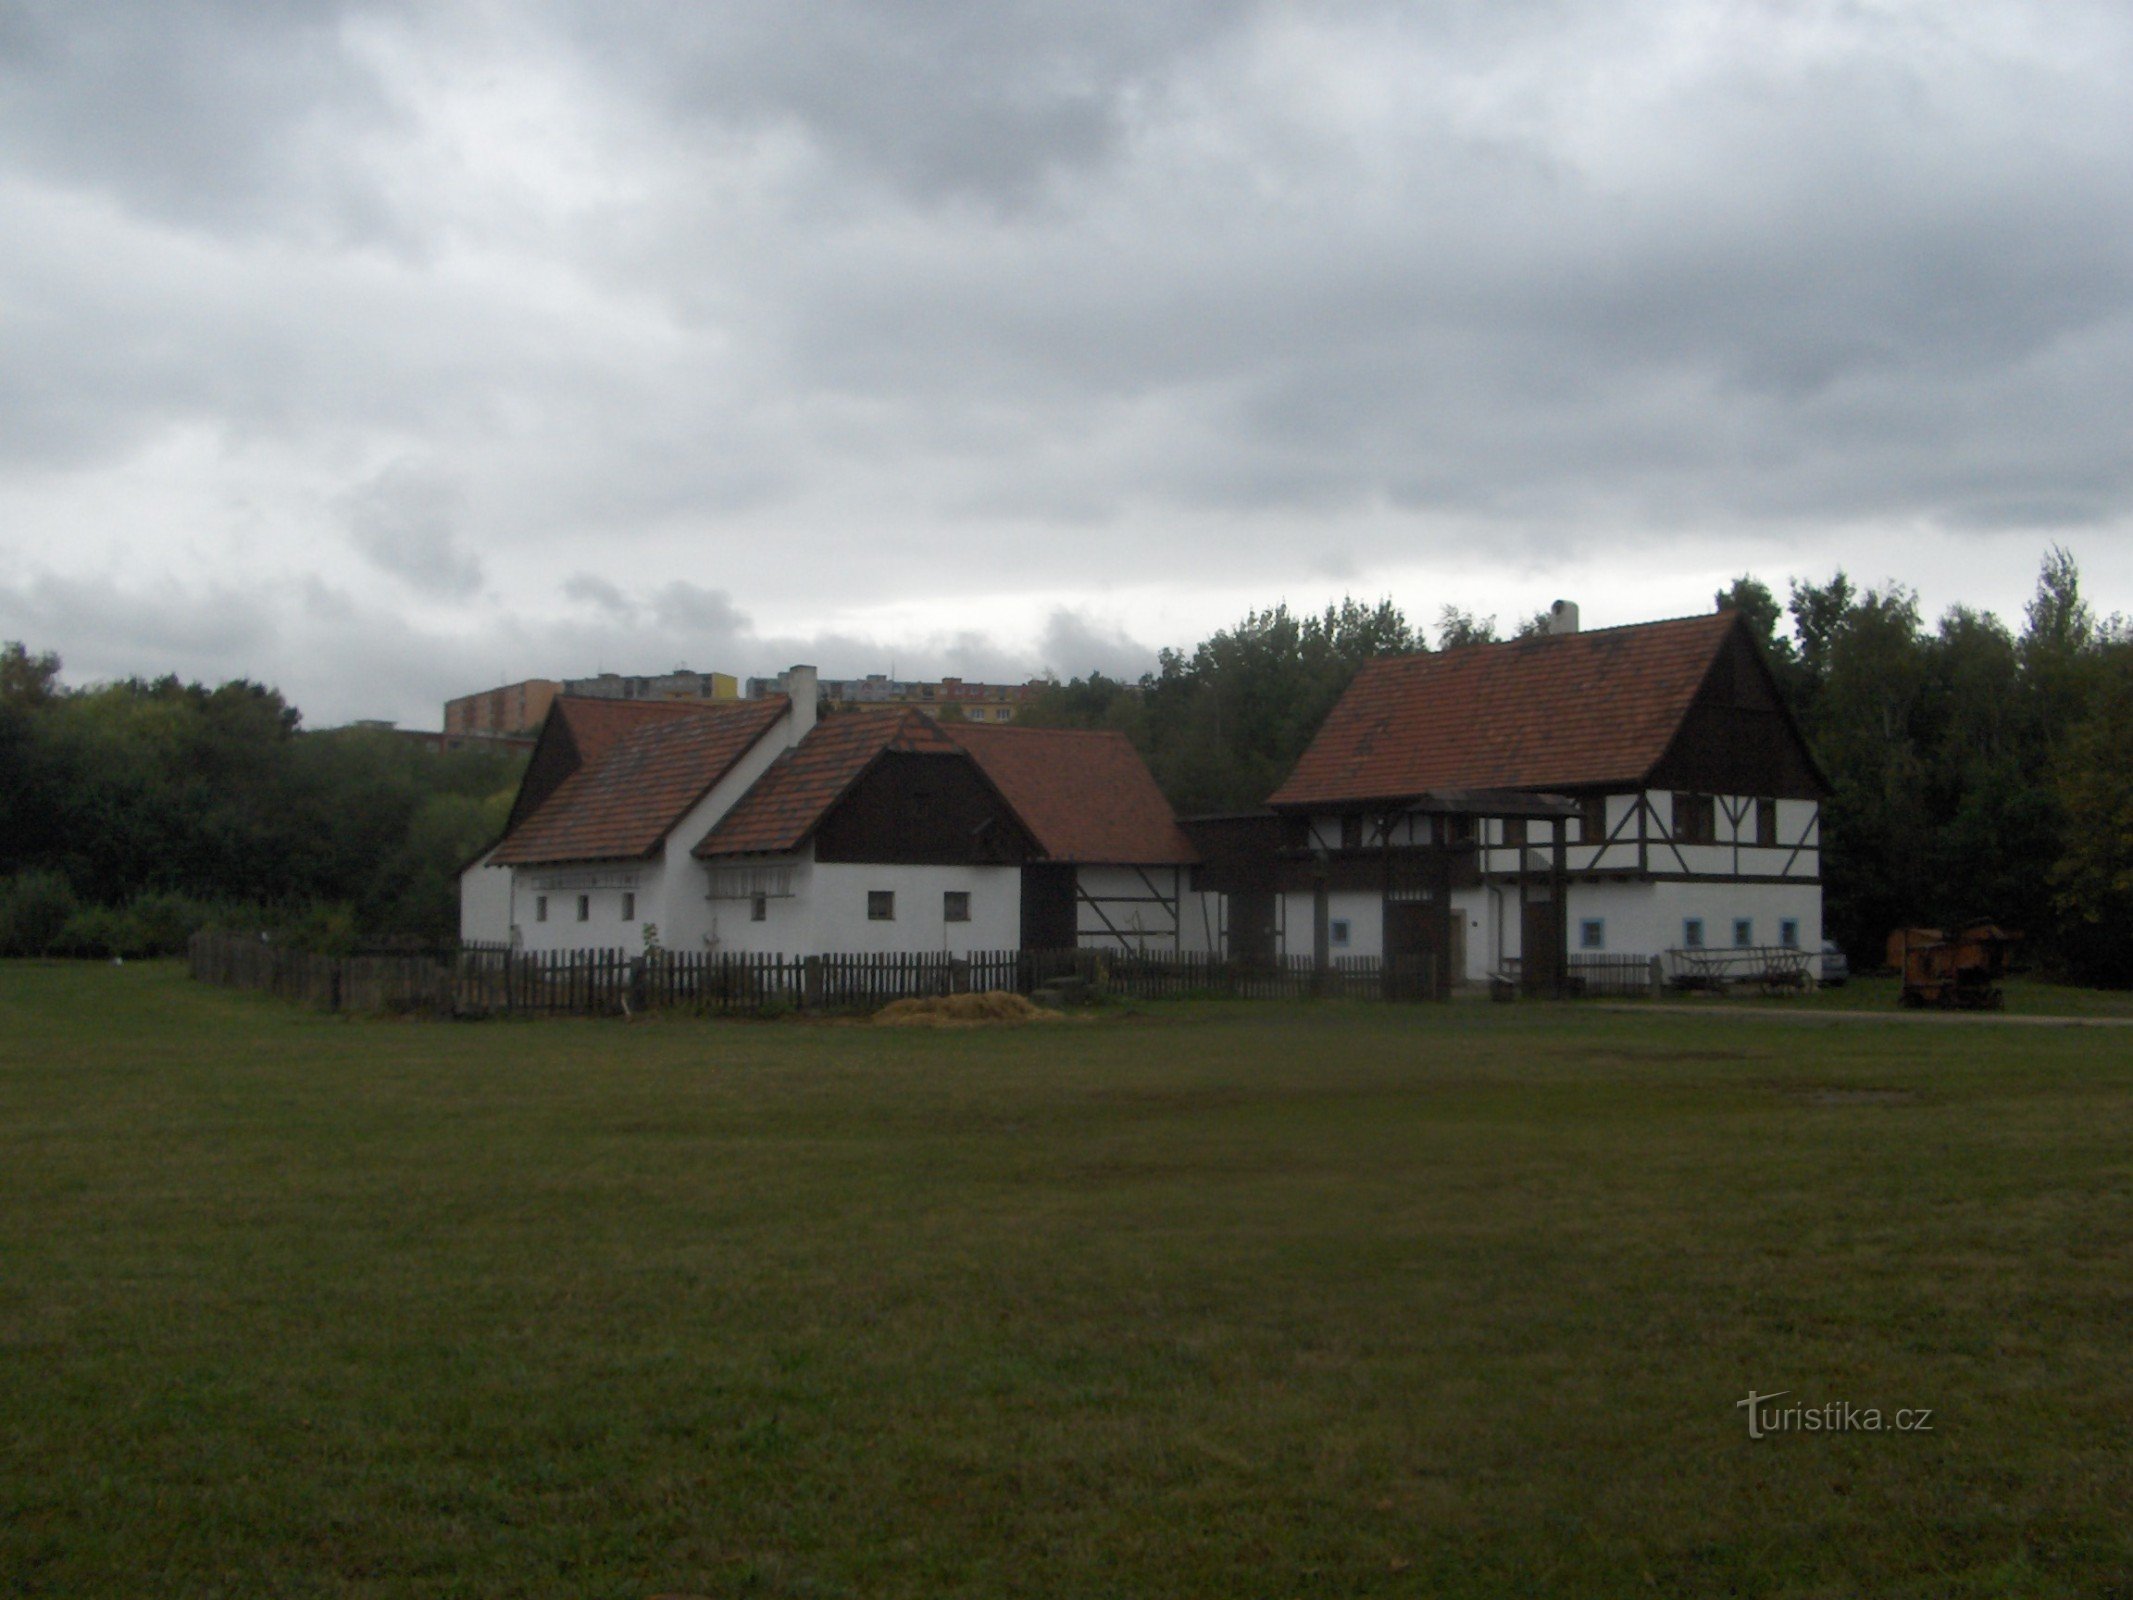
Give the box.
[2,963,2130,1598]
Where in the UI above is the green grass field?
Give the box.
[4,963,2130,1598]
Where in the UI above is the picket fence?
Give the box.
[189,931,1094,1019]
[188,931,1659,1018]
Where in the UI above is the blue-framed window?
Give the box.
[1779,918,1800,949]
[1579,919,1605,950]
[1683,918,1705,949]
[1733,917,1753,948]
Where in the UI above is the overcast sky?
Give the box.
[3,0,2129,726]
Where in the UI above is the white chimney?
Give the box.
[1547,599,1580,636]
[783,664,818,745]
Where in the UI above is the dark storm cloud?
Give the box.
[0,0,401,239]
[552,0,1252,206]
[3,0,2131,721]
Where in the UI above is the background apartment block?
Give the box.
[444,679,561,739]
[745,671,1042,723]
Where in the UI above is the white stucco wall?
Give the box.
[1076,864,1192,951]
[458,849,513,944]
[804,861,1023,954]
[509,862,663,954]
[1275,878,1823,983]
[1563,881,1822,961]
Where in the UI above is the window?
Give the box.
[750,894,767,923]
[535,895,548,923]
[1733,918,1754,948]
[1780,918,1800,949]
[1579,919,1605,951]
[943,890,971,923]
[1340,814,1363,851]
[1756,798,1779,847]
[622,892,636,923]
[1683,918,1705,949]
[1329,918,1351,948]
[1446,814,1476,846]
[1672,792,1717,844]
[1503,816,1528,847]
[576,894,590,923]
[1579,793,1608,843]
[868,890,896,921]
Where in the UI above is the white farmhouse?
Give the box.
[460,675,807,952]
[459,667,1205,956]
[1240,608,1827,994]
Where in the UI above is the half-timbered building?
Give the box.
[943,724,1215,953]
[1255,609,1828,994]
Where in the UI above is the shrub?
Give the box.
[0,872,78,956]
[125,891,217,957]
[52,904,151,960]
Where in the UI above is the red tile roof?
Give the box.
[491,696,788,865]
[944,724,1196,865]
[694,709,965,858]
[1268,612,1741,808]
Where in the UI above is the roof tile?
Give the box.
[944,724,1195,864]
[694,709,961,858]
[492,696,788,865]
[1268,612,1739,807]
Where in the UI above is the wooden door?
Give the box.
[1383,899,1440,1001]
[1521,887,1564,996]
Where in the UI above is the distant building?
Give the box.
[445,679,561,739]
[445,670,738,740]
[562,669,739,705]
[745,671,1042,724]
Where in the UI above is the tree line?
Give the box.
[1019,552,2133,984]
[0,646,522,958]
[4,549,2128,980]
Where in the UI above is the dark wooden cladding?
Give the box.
[1649,624,1826,799]
[1181,814,1284,894]
[812,751,1038,865]
[1020,863,1078,949]
[504,711,584,836]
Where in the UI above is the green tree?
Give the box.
[2051,645,2133,984]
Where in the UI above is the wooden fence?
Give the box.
[189,931,1674,1019]
[189,932,1094,1019]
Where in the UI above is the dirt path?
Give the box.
[1593,1002,2133,1028]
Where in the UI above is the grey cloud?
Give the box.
[0,572,276,682]
[1036,608,1155,681]
[4,0,2133,711]
[558,0,1254,206]
[0,0,403,239]
[338,462,483,598]
[563,574,635,616]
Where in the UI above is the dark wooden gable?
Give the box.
[502,708,583,836]
[812,750,1039,865]
[1646,620,1828,799]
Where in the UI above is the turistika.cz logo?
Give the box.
[1736,1390,1935,1439]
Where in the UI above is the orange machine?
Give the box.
[1890,922,2022,1010]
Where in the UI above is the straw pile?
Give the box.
[873,991,1061,1027]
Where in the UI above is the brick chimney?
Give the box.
[784,664,818,745]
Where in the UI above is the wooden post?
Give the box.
[1312,867,1330,996]
[1552,820,1570,999]
[803,955,823,1011]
